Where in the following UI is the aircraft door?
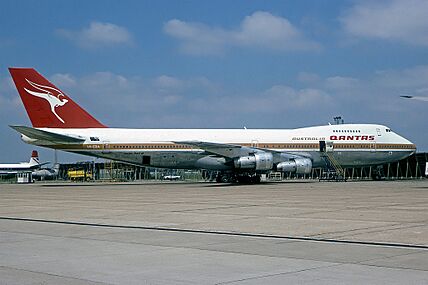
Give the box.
[251,140,259,147]
[319,141,326,152]
[102,139,111,154]
[370,142,376,152]
[326,141,334,152]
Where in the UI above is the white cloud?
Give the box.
[82,71,129,88]
[0,94,21,110]
[50,74,76,88]
[297,72,321,84]
[154,75,221,96]
[262,85,331,109]
[186,85,333,119]
[0,77,22,114]
[415,87,428,94]
[325,76,359,90]
[49,71,223,127]
[293,67,428,122]
[235,12,318,50]
[0,77,14,93]
[164,11,320,55]
[154,75,185,90]
[341,0,428,46]
[57,21,133,49]
[374,65,428,88]
[164,20,229,55]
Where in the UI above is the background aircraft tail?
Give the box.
[29,150,39,165]
[9,68,106,128]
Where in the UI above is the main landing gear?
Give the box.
[215,172,261,184]
[371,165,385,181]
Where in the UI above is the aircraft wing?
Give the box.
[174,140,271,158]
[0,171,18,175]
[174,140,313,161]
[10,125,85,144]
[0,163,48,174]
[400,94,428,101]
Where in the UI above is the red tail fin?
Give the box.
[9,68,106,128]
[31,150,38,158]
[29,150,39,165]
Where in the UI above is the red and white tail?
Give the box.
[9,68,106,128]
[29,150,39,165]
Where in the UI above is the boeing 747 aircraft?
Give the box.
[8,68,416,182]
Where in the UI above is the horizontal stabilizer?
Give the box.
[10,125,85,144]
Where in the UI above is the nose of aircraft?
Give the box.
[397,133,416,154]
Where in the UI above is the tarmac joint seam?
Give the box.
[1,216,427,250]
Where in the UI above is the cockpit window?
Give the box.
[90,137,100,141]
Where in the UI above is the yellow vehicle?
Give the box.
[67,169,93,181]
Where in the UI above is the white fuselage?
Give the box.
[23,123,416,170]
[0,162,38,174]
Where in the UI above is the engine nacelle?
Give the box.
[21,134,37,143]
[276,158,312,174]
[234,152,273,171]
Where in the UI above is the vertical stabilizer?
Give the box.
[29,150,39,165]
[9,68,106,128]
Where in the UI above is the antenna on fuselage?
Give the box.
[333,116,344,125]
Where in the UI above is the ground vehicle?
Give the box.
[67,169,93,181]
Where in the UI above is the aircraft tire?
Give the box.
[251,175,261,183]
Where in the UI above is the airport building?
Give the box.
[1,152,426,183]
[56,152,427,182]
[58,161,202,182]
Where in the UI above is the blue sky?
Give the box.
[1,0,427,163]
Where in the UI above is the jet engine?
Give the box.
[276,158,312,174]
[234,152,273,171]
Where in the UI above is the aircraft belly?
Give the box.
[69,150,209,169]
[150,152,203,169]
[331,150,414,167]
[287,150,415,168]
[68,150,145,165]
[149,152,232,170]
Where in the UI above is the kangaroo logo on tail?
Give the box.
[24,79,69,123]
[9,67,106,128]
